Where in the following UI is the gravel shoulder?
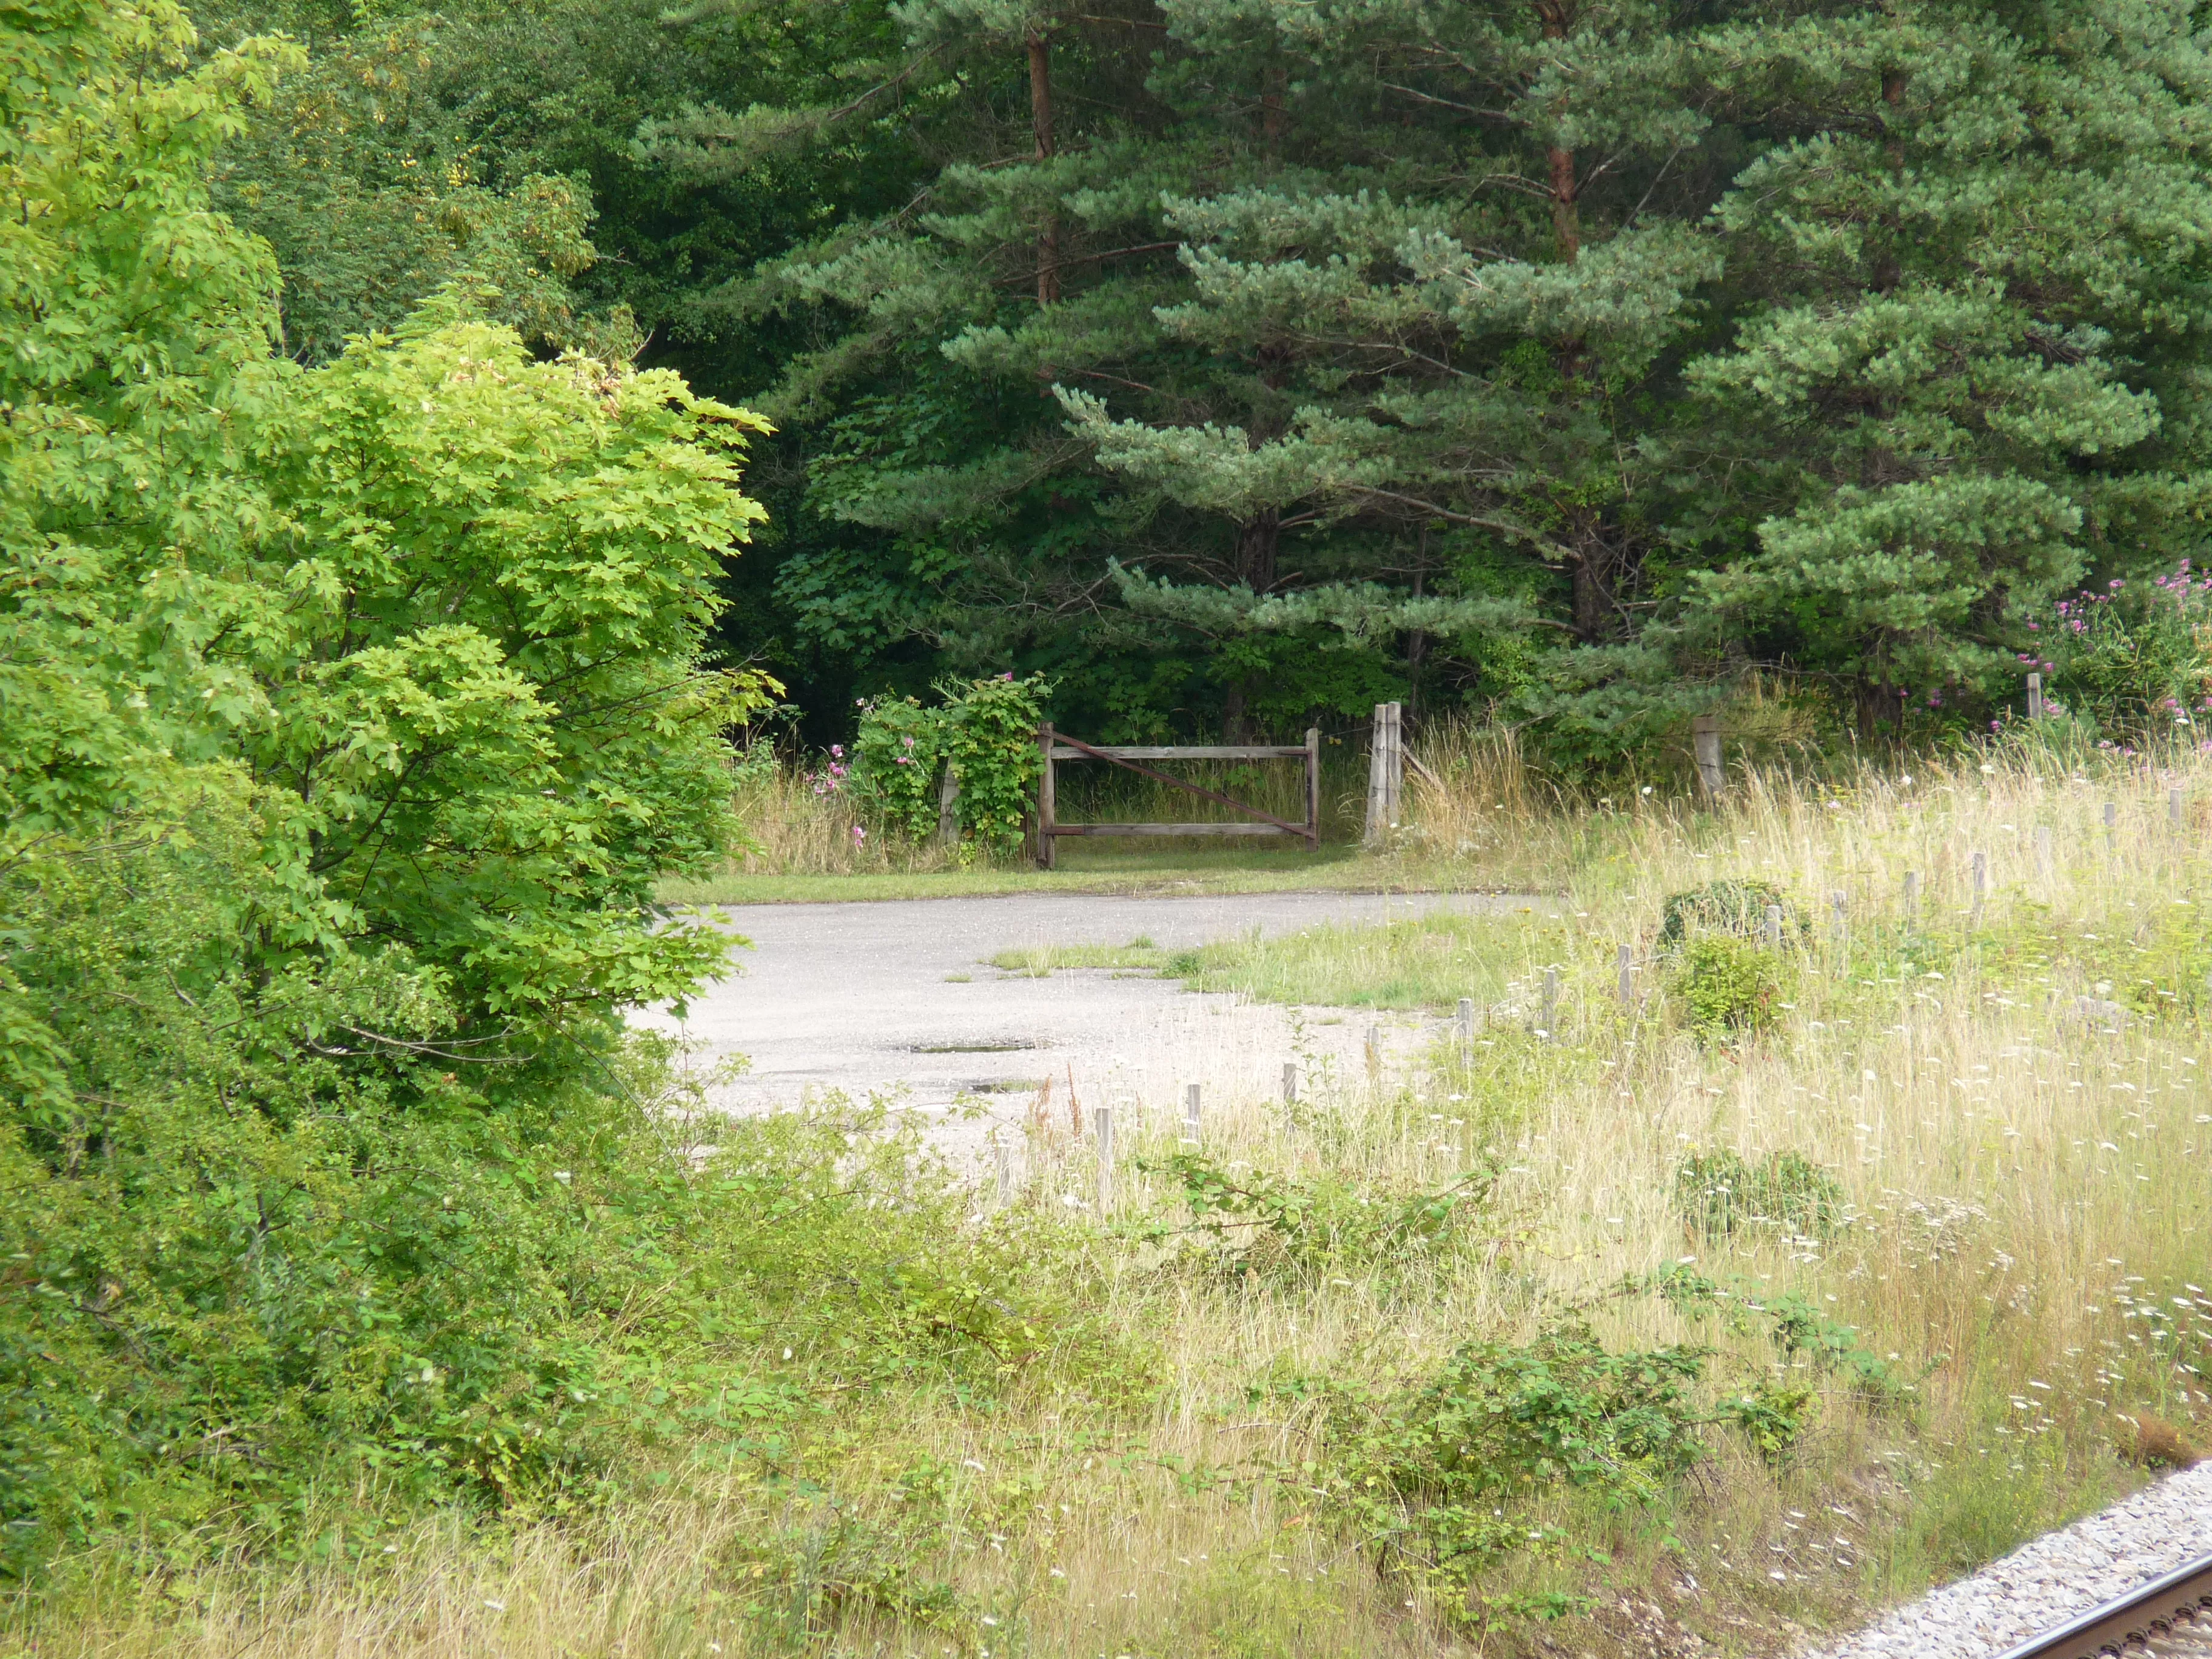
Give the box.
[638,888,1546,1155]
[1800,1464,2212,1658]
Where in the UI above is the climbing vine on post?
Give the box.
[850,674,1050,854]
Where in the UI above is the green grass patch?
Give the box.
[987,910,1569,1010]
[658,843,1535,906]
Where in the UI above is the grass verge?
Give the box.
[988,907,1570,1011]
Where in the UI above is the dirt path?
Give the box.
[643,889,1549,1153]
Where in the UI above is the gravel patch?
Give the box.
[1801,1464,2212,1657]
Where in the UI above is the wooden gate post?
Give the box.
[1036,723,1057,870]
[1691,714,1725,801]
[1365,703,1404,845]
[1304,726,1321,850]
[1384,703,1402,825]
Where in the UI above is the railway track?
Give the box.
[1995,1552,2212,1657]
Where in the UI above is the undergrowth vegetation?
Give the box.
[26,734,2212,1657]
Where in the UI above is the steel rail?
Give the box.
[1991,1551,2212,1658]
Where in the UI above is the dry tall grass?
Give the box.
[21,733,2212,1658]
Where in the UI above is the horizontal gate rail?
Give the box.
[1035,725,1321,868]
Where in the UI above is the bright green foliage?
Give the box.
[0,0,793,1573]
[246,309,771,1034]
[1671,936,1786,1037]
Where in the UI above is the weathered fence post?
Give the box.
[1971,850,1988,921]
[994,1138,1013,1209]
[1617,943,1634,1004]
[1305,726,1322,851]
[1692,714,1726,801]
[1540,967,1560,1038]
[1094,1104,1114,1212]
[1456,996,1475,1056]
[2036,826,2053,877]
[1902,872,1919,930]
[2027,672,2043,720]
[1365,703,1404,845]
[1766,903,1785,948]
[1282,1062,1298,1106]
[1034,724,1056,870]
[939,763,962,847]
[1182,1082,1202,1141]
[2106,800,2119,855]
[2171,786,2185,837]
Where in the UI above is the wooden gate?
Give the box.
[1034,725,1321,869]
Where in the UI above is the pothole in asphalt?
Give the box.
[910,1040,1039,1054]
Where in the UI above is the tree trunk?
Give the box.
[1547,141,1579,261]
[1221,508,1281,741]
[1261,65,1287,149]
[1537,2,1578,261]
[1029,30,1060,305]
[1567,512,1618,640]
[1236,507,1279,591]
[1873,68,1906,292]
[1221,679,1250,742]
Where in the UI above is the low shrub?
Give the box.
[0,806,1099,1579]
[1135,1152,1489,1285]
[1310,1326,1715,1623]
[1674,1148,1844,1239]
[1671,934,1786,1035]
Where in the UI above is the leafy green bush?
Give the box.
[0,0,962,1583]
[0,809,1076,1575]
[1656,879,1801,952]
[850,694,947,840]
[1312,1327,1714,1621]
[1674,1148,1843,1240]
[1671,935,1786,1036]
[1136,1151,1486,1284]
[849,675,1050,853]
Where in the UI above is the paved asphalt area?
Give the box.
[637,889,1547,1156]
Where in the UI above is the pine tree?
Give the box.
[1682,1,2212,734]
